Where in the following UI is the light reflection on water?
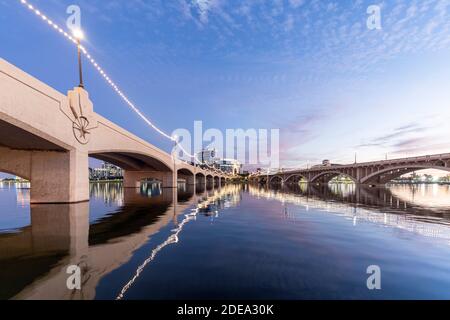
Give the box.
[250,184,450,246]
[389,184,450,209]
[0,181,450,300]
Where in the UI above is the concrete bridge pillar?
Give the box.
[196,174,206,187]
[206,176,213,188]
[0,147,89,204]
[185,174,196,185]
[356,167,362,184]
[123,170,177,188]
[31,150,89,204]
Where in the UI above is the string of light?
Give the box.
[17,0,226,175]
[116,209,196,300]
[116,187,235,300]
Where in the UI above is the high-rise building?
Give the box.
[89,162,123,180]
[196,148,218,165]
[216,159,242,175]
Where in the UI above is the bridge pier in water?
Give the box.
[0,146,89,204]
[123,170,177,189]
[178,169,196,186]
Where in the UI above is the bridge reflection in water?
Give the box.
[0,182,240,300]
[248,184,450,244]
[2,182,450,300]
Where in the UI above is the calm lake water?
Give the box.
[1,181,450,300]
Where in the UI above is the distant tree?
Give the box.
[423,174,434,183]
[409,172,421,183]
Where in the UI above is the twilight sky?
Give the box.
[1,0,450,171]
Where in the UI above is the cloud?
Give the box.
[181,0,223,24]
[392,137,429,149]
[276,112,327,167]
[358,122,429,148]
[94,0,450,74]
[284,14,295,32]
[193,0,214,22]
[289,0,305,9]
[390,142,450,155]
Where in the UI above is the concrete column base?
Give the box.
[123,170,177,188]
[30,150,89,204]
[0,147,89,204]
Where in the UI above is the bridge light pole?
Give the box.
[73,29,85,88]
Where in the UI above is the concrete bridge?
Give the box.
[251,154,450,186]
[0,58,231,204]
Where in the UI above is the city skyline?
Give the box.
[1,0,450,171]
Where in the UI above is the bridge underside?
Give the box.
[177,168,195,185]
[0,106,91,203]
[0,119,66,152]
[91,152,171,172]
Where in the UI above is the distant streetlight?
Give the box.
[73,29,85,88]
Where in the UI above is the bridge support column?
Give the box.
[1,147,88,204]
[29,150,89,204]
[356,168,362,184]
[123,170,177,188]
[195,175,205,187]
[163,171,177,188]
[178,174,195,185]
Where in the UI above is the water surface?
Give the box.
[1,181,450,300]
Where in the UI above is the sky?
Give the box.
[1,0,450,173]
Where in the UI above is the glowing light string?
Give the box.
[116,190,224,300]
[116,209,197,300]
[116,189,238,300]
[17,0,227,175]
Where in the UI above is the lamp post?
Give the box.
[73,29,85,88]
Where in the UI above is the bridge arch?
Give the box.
[284,174,309,184]
[310,171,357,184]
[177,168,195,176]
[0,168,30,182]
[269,175,283,184]
[361,165,450,184]
[89,150,173,172]
[91,150,177,189]
[177,167,195,185]
[0,148,35,181]
[205,174,214,186]
[195,172,206,183]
